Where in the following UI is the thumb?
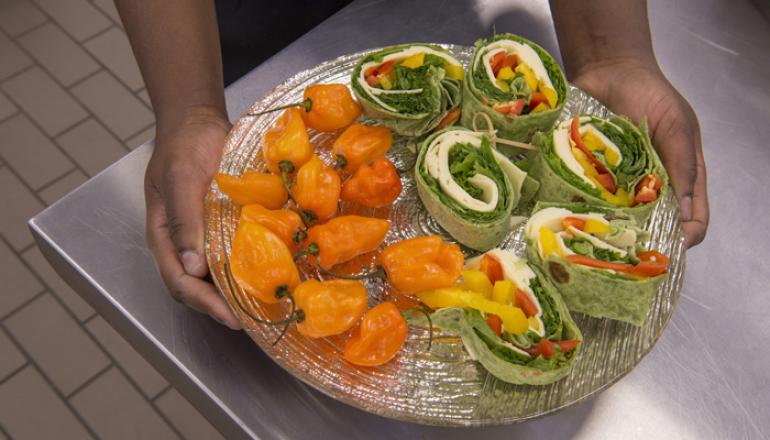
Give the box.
[652,118,697,222]
[164,165,209,277]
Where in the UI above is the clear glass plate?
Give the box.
[204,45,686,426]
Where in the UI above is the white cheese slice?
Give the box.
[478,40,555,92]
[525,207,609,257]
[358,46,462,113]
[425,131,497,212]
[579,124,623,167]
[553,120,597,188]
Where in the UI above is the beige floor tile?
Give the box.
[0,422,6,439]
[0,114,74,189]
[156,389,225,440]
[32,0,110,42]
[0,367,93,439]
[0,238,43,317]
[71,368,179,440]
[18,23,100,86]
[21,245,94,321]
[1,67,88,136]
[91,0,122,26]
[38,169,88,205]
[56,118,127,176]
[71,71,154,140]
[4,294,110,395]
[0,167,44,250]
[0,32,33,81]
[0,0,46,37]
[0,329,26,381]
[85,316,168,398]
[84,27,143,91]
[125,124,154,150]
[0,92,17,121]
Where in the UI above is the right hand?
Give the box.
[145,106,242,329]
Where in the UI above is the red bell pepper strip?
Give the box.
[486,314,503,336]
[514,289,538,318]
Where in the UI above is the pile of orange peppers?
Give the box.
[215,83,466,367]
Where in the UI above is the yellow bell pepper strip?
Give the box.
[492,280,515,304]
[292,155,341,223]
[583,218,610,234]
[539,226,561,257]
[229,222,300,305]
[215,172,288,208]
[400,52,425,69]
[262,108,313,175]
[458,270,493,299]
[497,66,515,81]
[417,288,528,335]
[515,63,538,91]
[444,64,465,80]
[293,279,368,338]
[239,204,304,252]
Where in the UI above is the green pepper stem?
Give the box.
[293,242,319,261]
[403,307,433,351]
[279,161,298,204]
[223,263,304,343]
[334,154,348,170]
[315,258,387,281]
[246,98,312,117]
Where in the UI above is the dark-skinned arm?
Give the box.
[116,0,241,328]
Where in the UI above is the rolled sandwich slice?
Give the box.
[415,127,539,251]
[419,249,583,385]
[352,44,464,137]
[461,34,568,143]
[525,202,670,326]
[530,114,668,224]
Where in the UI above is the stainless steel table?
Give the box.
[29,0,770,438]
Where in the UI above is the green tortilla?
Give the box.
[351,44,462,137]
[525,202,668,326]
[529,115,669,225]
[430,267,582,385]
[415,127,538,251]
[460,34,568,145]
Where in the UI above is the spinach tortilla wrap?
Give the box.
[421,249,583,385]
[525,202,669,326]
[529,114,668,224]
[415,127,539,251]
[351,44,464,137]
[460,34,568,143]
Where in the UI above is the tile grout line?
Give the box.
[1,24,142,153]
[0,291,46,324]
[78,23,117,47]
[0,135,70,207]
[33,168,88,197]
[150,383,173,402]
[88,0,124,29]
[63,363,112,400]
[0,64,37,90]
[0,321,103,440]
[9,18,50,41]
[0,361,29,388]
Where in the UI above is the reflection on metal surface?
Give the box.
[207,45,685,426]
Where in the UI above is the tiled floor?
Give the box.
[0,0,223,438]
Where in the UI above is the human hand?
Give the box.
[572,59,709,248]
[145,106,242,329]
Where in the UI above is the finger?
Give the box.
[683,130,709,248]
[651,116,698,223]
[146,183,242,329]
[163,161,210,278]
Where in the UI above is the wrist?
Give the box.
[156,104,230,140]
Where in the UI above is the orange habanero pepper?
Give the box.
[302,84,362,132]
[343,302,408,367]
[215,172,288,208]
[332,124,392,172]
[292,155,341,222]
[239,204,304,252]
[305,215,390,269]
[230,222,300,304]
[293,279,368,338]
[340,157,402,208]
[263,108,313,175]
[379,235,464,294]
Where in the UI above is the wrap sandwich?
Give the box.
[461,34,568,143]
[351,44,464,137]
[529,114,668,224]
[419,248,583,385]
[415,127,539,251]
[525,202,669,326]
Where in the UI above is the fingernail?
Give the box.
[180,250,205,276]
[679,196,693,221]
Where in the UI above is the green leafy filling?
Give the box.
[420,135,511,222]
[563,237,637,264]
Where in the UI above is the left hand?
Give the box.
[572,58,709,248]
